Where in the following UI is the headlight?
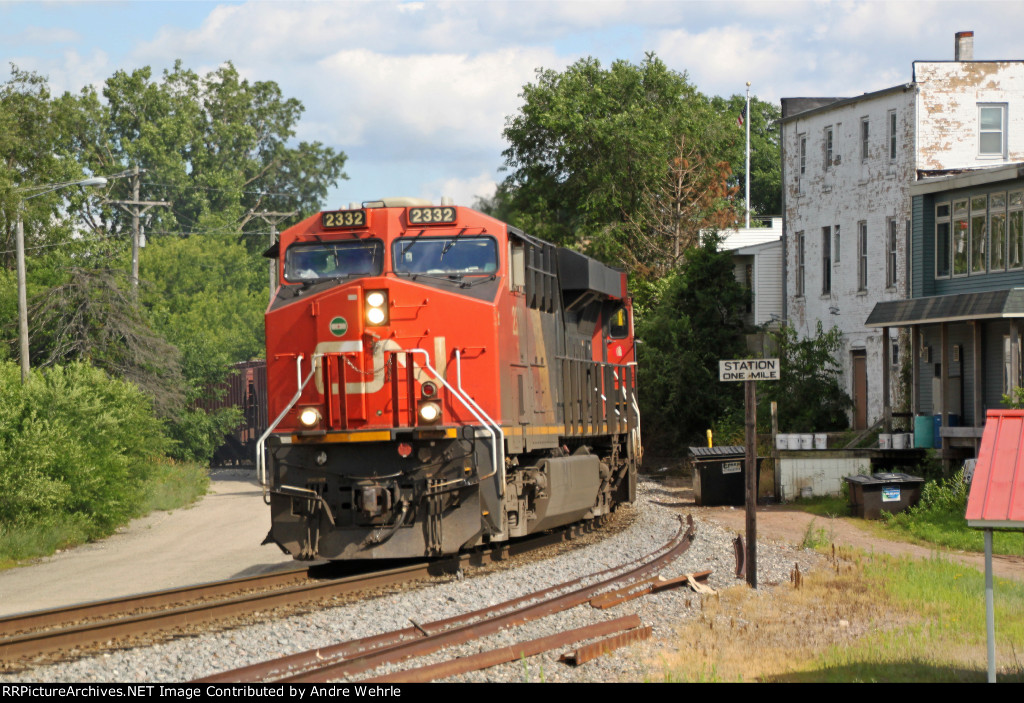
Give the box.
[365,290,388,326]
[298,407,321,427]
[418,401,441,424]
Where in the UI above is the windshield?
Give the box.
[284,240,383,282]
[392,236,498,276]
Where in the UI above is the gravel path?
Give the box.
[1,478,823,683]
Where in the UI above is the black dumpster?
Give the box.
[689,446,761,507]
[844,472,925,519]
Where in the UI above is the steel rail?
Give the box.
[0,567,310,637]
[1,519,597,665]
[200,514,694,683]
[366,614,646,683]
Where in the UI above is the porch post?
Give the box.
[882,326,891,433]
[973,321,983,455]
[940,322,949,471]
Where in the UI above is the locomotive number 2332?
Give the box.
[408,206,456,225]
[321,210,367,229]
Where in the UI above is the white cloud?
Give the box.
[421,170,497,207]
[313,47,560,149]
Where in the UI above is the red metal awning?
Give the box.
[966,410,1024,529]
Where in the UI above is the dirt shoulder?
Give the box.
[661,478,1024,582]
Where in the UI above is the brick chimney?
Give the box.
[955,31,974,61]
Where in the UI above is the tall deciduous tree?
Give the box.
[499,53,781,272]
[620,137,740,279]
[71,61,348,250]
[501,53,718,250]
[636,233,750,451]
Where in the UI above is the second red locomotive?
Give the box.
[259,198,640,560]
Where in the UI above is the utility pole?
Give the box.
[105,165,170,292]
[253,211,298,303]
[15,212,29,383]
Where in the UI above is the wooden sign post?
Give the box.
[719,359,780,589]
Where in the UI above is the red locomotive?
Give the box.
[259,198,640,560]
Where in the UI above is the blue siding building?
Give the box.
[868,163,1024,460]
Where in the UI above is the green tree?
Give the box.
[710,94,782,217]
[636,233,750,451]
[67,62,348,249]
[759,323,852,432]
[500,53,719,251]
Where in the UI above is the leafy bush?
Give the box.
[166,405,243,464]
[0,361,170,538]
[636,233,748,451]
[881,469,1019,554]
[759,322,852,433]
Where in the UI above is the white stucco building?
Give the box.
[780,32,1024,429]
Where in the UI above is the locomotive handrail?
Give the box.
[454,349,505,492]
[256,353,321,494]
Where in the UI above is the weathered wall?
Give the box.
[782,87,916,426]
[915,61,1024,170]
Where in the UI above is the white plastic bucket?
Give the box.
[799,434,813,450]
[776,434,789,450]
[814,433,827,449]
[878,433,892,449]
[892,433,906,449]
[787,434,801,450]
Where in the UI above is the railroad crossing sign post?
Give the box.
[719,358,780,589]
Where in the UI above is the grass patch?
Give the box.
[0,460,209,569]
[139,460,210,513]
[657,548,1024,682]
[786,494,850,518]
[882,470,1024,557]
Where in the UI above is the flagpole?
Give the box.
[745,81,751,228]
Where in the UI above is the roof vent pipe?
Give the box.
[955,31,974,61]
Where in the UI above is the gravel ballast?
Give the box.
[2,478,824,683]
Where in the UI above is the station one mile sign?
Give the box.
[718,358,780,382]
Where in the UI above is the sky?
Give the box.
[4,0,1024,213]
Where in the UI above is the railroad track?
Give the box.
[0,518,608,669]
[199,514,702,683]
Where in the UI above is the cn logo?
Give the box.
[329,317,348,336]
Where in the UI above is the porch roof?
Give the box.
[865,288,1024,327]
[966,410,1024,529]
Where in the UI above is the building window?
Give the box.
[971,195,988,274]
[935,203,951,278]
[861,118,870,161]
[979,104,1007,157]
[887,219,898,288]
[1011,190,1024,269]
[834,224,841,263]
[822,226,831,294]
[991,192,1007,271]
[888,110,897,160]
[858,221,868,291]
[824,126,833,170]
[1004,335,1020,396]
[953,199,969,276]
[799,135,806,175]
[796,231,805,296]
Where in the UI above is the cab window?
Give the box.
[392,236,498,276]
[609,306,629,339]
[284,240,383,282]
